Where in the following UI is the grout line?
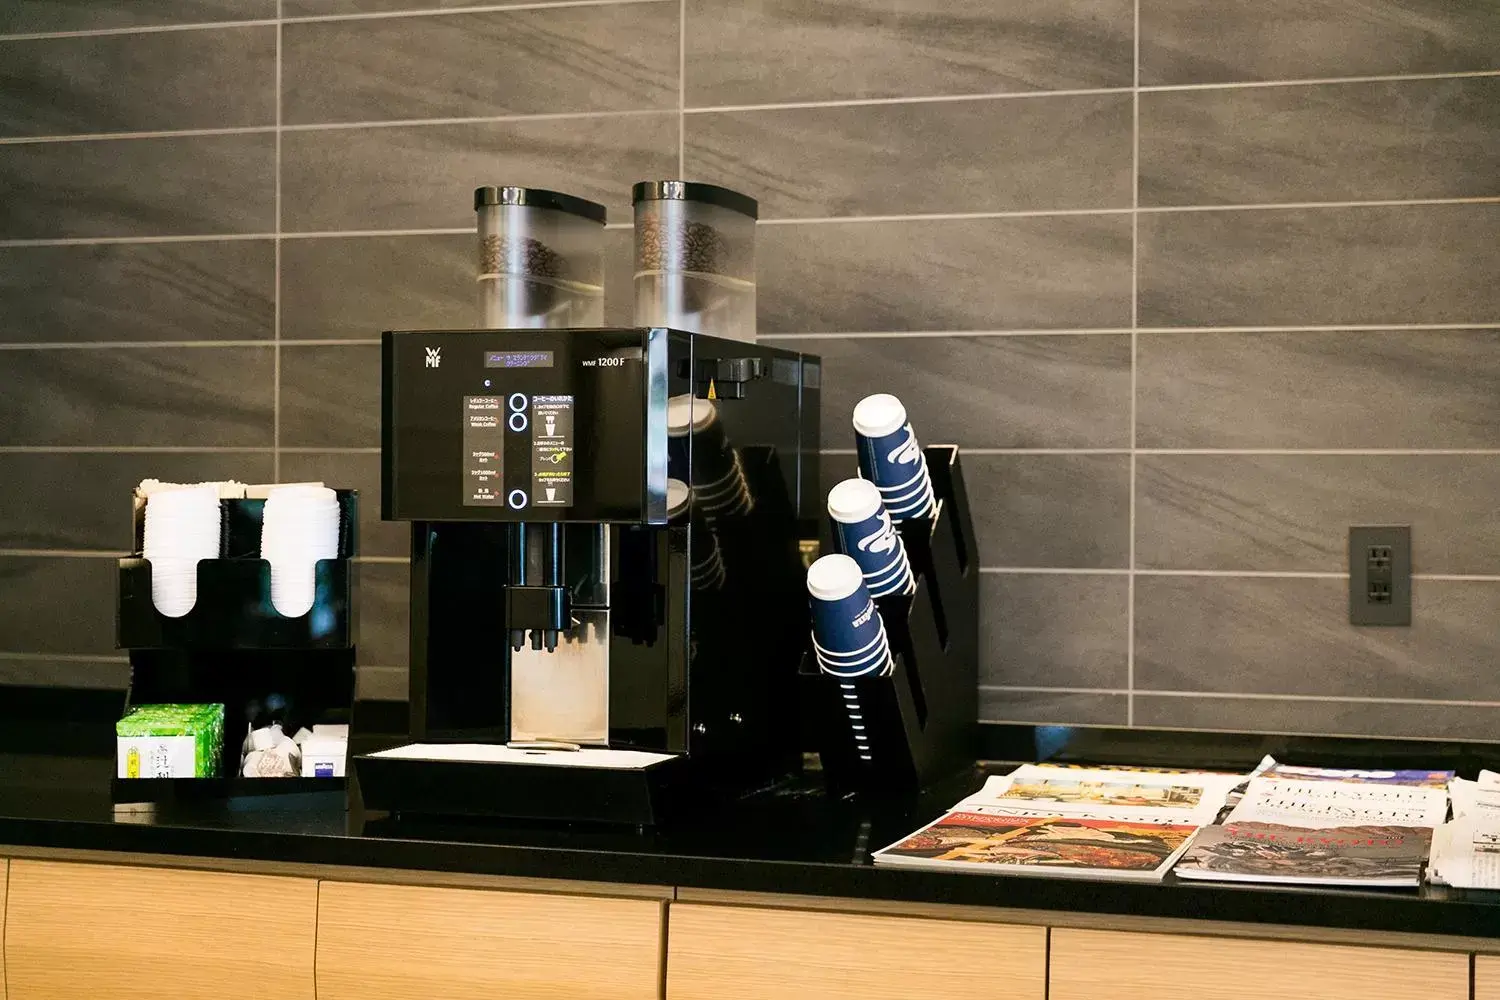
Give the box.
[676,0,685,175]
[1416,573,1500,583]
[283,0,667,25]
[0,651,129,662]
[684,86,1130,114]
[278,446,382,454]
[982,684,1500,710]
[0,233,276,248]
[354,555,410,564]
[273,0,283,484]
[0,339,276,351]
[0,19,278,41]
[758,329,1130,340]
[1139,195,1500,214]
[979,567,1131,576]
[0,548,126,558]
[1136,568,1347,579]
[1139,68,1500,93]
[0,125,277,146]
[1137,448,1500,456]
[1128,0,1140,728]
[280,106,672,133]
[757,207,1132,225]
[760,323,1500,339]
[279,227,471,239]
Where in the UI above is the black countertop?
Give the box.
[5,741,1500,942]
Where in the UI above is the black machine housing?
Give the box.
[356,328,820,823]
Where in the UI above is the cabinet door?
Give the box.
[4,859,316,1000]
[666,903,1046,1000]
[1,859,8,1000]
[315,880,664,1000]
[1476,955,1500,1000]
[1050,928,1467,1000]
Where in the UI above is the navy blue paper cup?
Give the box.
[827,478,914,598]
[854,393,932,499]
[807,554,885,659]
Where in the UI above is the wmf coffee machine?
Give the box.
[355,326,820,824]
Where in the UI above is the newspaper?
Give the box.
[872,764,1243,882]
[1174,770,1447,887]
[1429,771,1500,888]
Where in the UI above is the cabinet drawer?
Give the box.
[1477,955,1500,1000]
[1050,928,1467,1000]
[4,859,316,1000]
[315,880,664,1000]
[666,903,1046,1000]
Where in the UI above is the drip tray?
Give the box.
[354,743,692,826]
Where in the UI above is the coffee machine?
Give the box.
[355,326,820,824]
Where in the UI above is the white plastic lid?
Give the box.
[852,393,907,439]
[806,554,864,602]
[666,478,691,515]
[666,394,717,436]
[826,478,882,524]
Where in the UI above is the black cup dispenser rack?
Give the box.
[112,490,358,805]
[806,446,979,797]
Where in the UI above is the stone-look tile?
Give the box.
[1138,330,1500,449]
[979,572,1129,688]
[1140,0,1500,85]
[685,94,1132,218]
[1136,455,1500,575]
[759,215,1133,333]
[278,344,380,449]
[0,241,274,345]
[284,4,676,124]
[280,115,675,232]
[0,27,274,138]
[817,453,1130,568]
[0,347,273,447]
[357,665,409,702]
[979,688,1128,727]
[1140,77,1500,207]
[279,452,406,558]
[1137,204,1500,328]
[282,228,634,338]
[769,334,1131,449]
[0,452,272,551]
[1134,695,1500,741]
[0,656,129,690]
[356,560,409,669]
[0,557,118,655]
[1134,576,1500,700]
[0,133,275,240]
[686,0,1134,105]
[967,455,1131,568]
[0,0,272,32]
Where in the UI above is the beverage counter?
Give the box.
[3,746,1500,1000]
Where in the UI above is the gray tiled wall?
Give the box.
[2,0,1498,741]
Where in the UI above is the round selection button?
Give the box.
[507,489,528,510]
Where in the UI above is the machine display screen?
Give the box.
[485,350,555,369]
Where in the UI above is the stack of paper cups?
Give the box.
[667,394,753,519]
[852,393,934,521]
[807,554,894,679]
[260,485,341,618]
[667,478,726,591]
[827,478,915,598]
[142,484,223,617]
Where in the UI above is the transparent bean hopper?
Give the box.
[632,181,757,344]
[477,186,605,329]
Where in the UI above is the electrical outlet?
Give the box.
[1349,526,1411,626]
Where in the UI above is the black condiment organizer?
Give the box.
[807,446,979,798]
[112,490,359,806]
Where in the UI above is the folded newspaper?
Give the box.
[1174,759,1451,887]
[872,764,1244,882]
[1428,770,1500,888]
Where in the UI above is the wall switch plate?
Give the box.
[1349,526,1411,626]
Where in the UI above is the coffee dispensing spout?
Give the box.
[505,522,571,652]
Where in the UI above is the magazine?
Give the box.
[1174,771,1448,887]
[1174,823,1432,887]
[1428,771,1500,888]
[871,764,1243,882]
[1254,756,1454,789]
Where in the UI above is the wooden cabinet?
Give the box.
[3,859,316,1000]
[665,902,1046,1000]
[315,879,664,1000]
[1049,928,1468,1000]
[1476,955,1500,1000]
[1,859,7,1000]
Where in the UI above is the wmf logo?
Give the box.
[424,347,442,369]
